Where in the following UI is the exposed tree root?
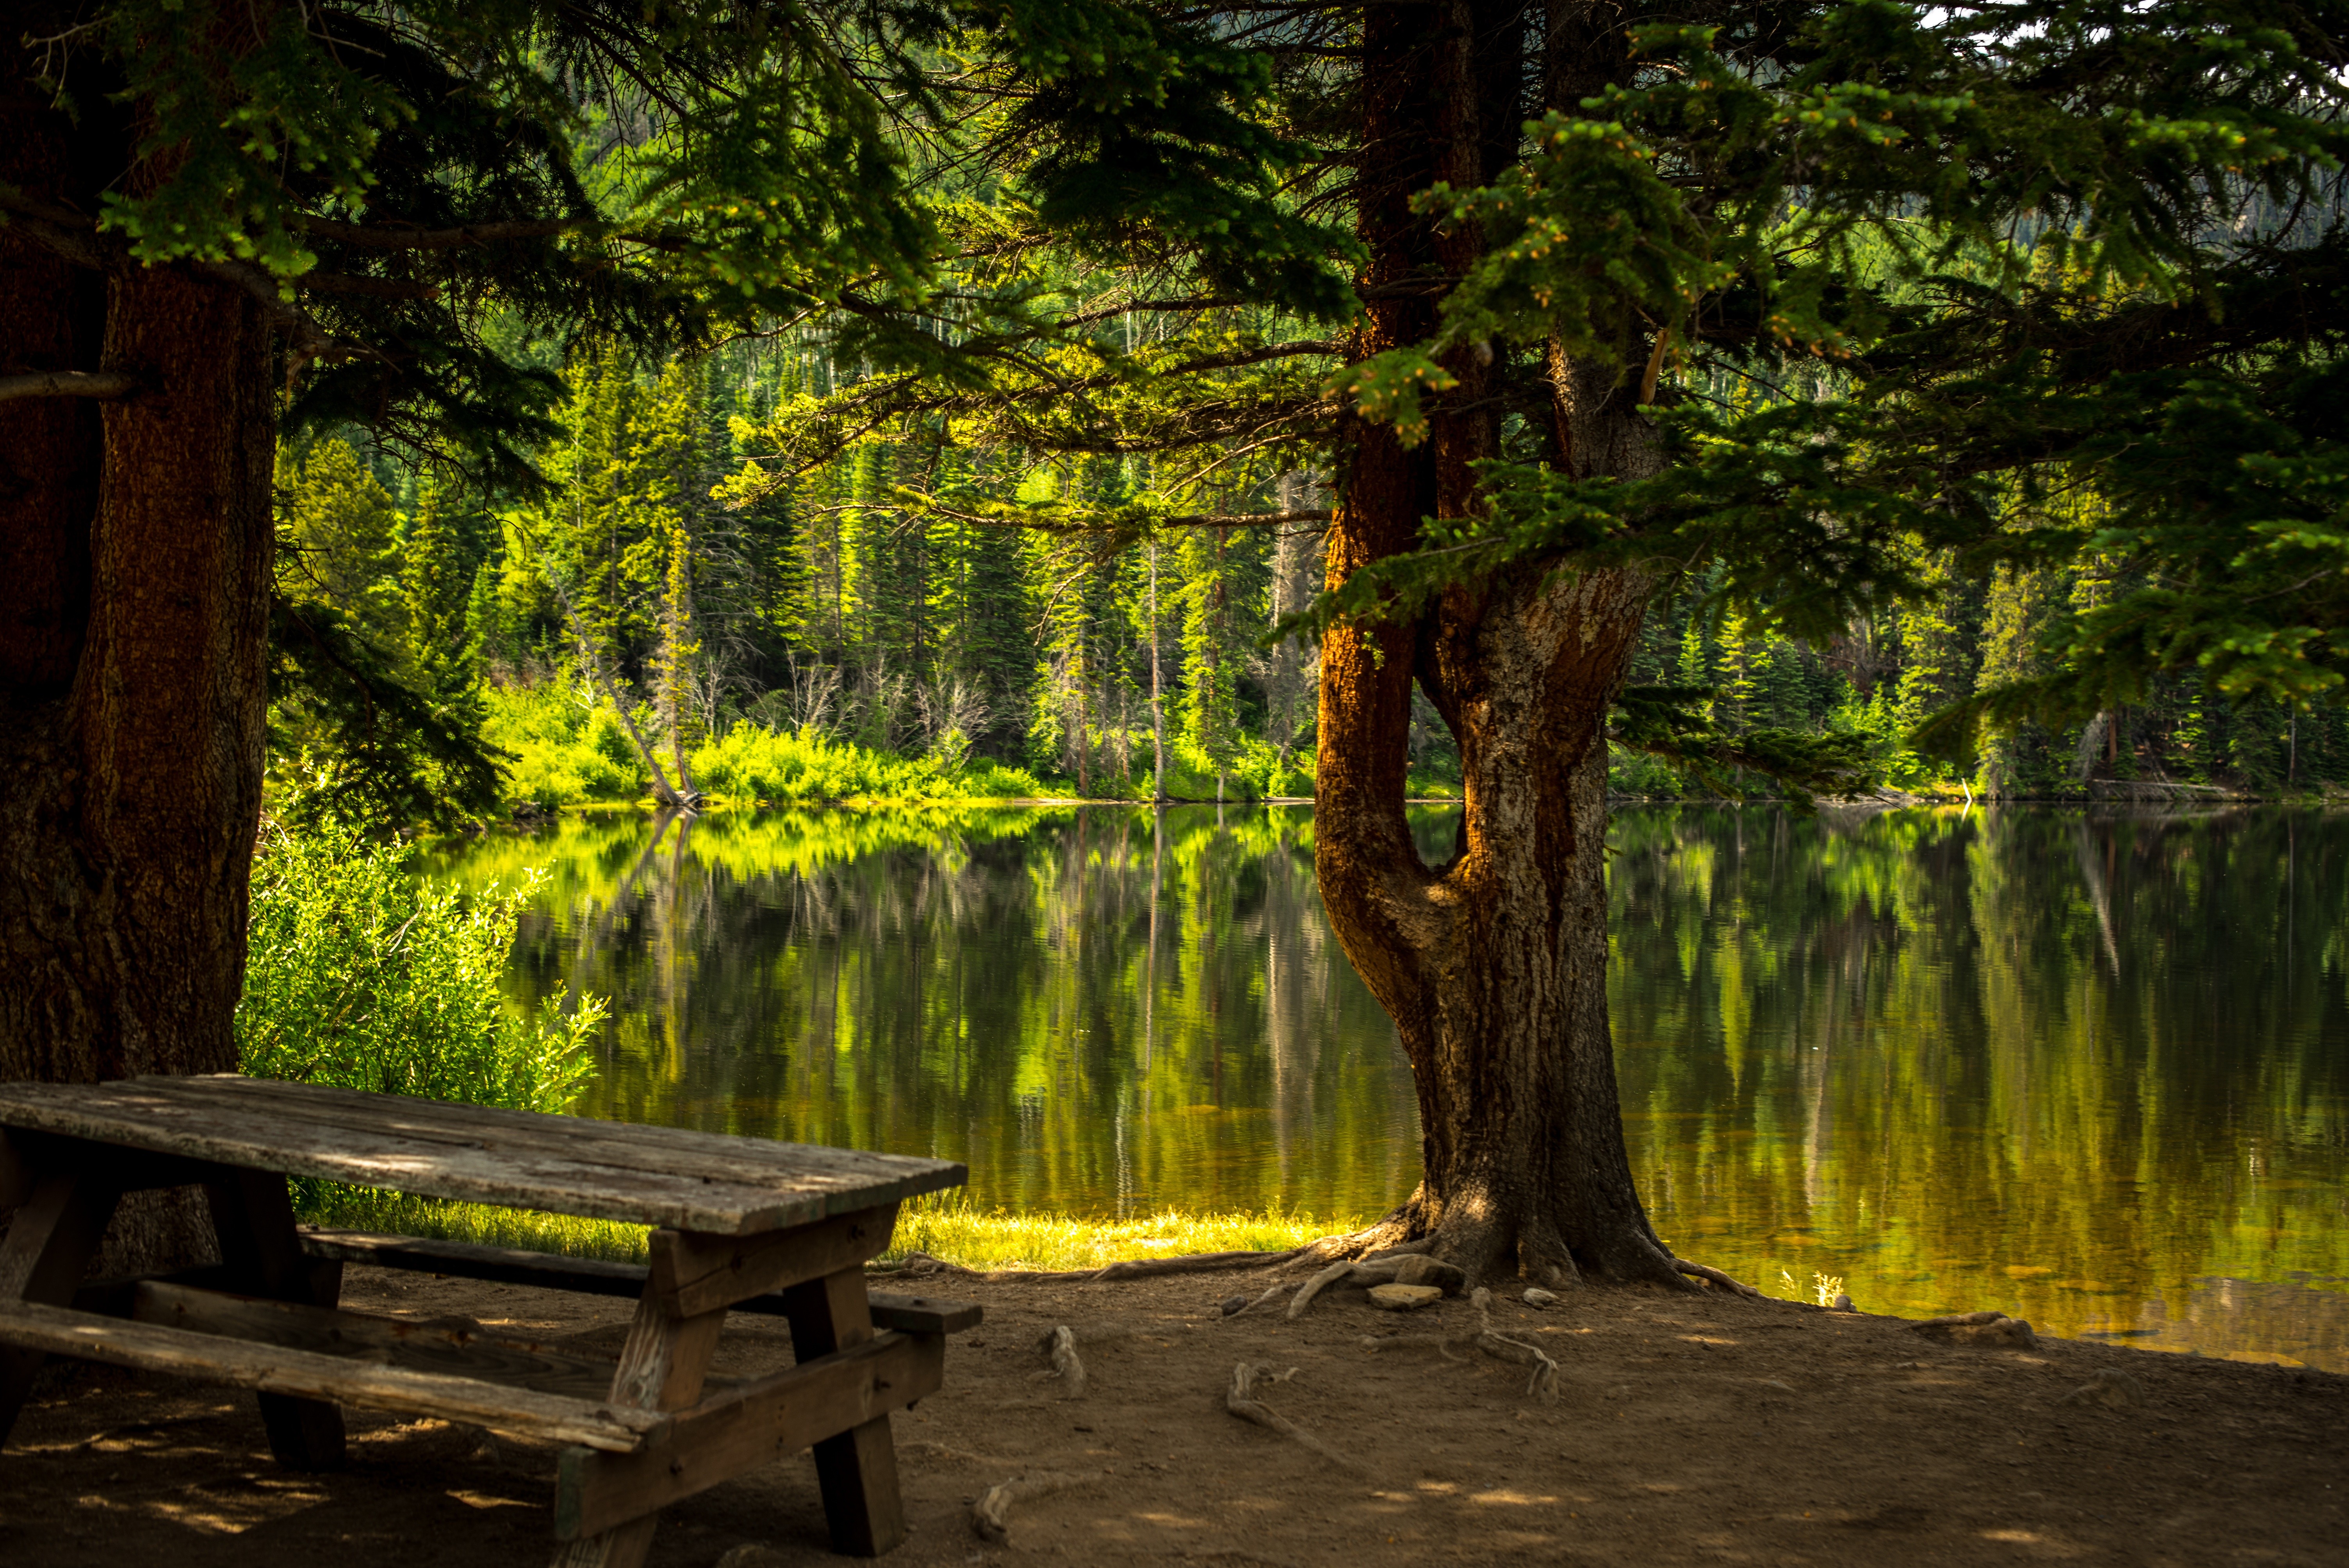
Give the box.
[1029,1323,1137,1351]
[1037,1324,1086,1397]
[1223,1279,1292,1319]
[875,1247,1310,1283]
[1357,1288,1561,1401]
[1271,1217,1425,1274]
[1286,1252,1464,1318]
[970,1471,1091,1544]
[1672,1258,1763,1298]
[1465,1288,1561,1401]
[1224,1362,1368,1474]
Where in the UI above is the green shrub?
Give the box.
[692,722,1051,804]
[237,819,603,1112]
[481,683,642,806]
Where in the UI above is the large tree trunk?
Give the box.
[0,56,278,1267]
[1314,0,1689,1288]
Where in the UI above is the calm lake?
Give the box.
[432,803,2349,1371]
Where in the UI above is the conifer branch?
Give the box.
[291,217,581,249]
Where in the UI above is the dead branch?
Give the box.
[1224,1362,1367,1474]
[0,371,139,404]
[1038,1324,1086,1397]
[970,1471,1091,1545]
[1673,1258,1763,1298]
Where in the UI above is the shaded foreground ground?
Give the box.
[3,1264,2343,1566]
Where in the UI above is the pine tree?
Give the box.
[402,475,476,698]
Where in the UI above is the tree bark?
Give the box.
[1312,0,1687,1288]
[0,50,279,1269]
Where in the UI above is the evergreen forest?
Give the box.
[281,327,2339,827]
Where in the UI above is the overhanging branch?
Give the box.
[0,371,141,403]
[292,216,580,249]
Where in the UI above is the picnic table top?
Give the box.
[0,1075,964,1236]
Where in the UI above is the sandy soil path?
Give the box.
[3,1263,2342,1565]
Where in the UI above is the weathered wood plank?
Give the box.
[169,1078,945,1188]
[555,1331,942,1542]
[206,1165,347,1469]
[783,1268,907,1556]
[0,1078,963,1235]
[297,1229,984,1335]
[0,1173,121,1445]
[0,1298,663,1450]
[550,1280,729,1568]
[128,1281,625,1404]
[647,1207,897,1320]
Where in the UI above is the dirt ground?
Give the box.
[3,1262,2343,1567]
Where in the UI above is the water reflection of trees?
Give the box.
[1611,805,2349,1368]
[447,805,1422,1221]
[429,801,2346,1365]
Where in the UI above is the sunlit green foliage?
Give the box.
[238,819,603,1110]
[1319,0,2349,782]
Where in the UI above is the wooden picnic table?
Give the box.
[0,1074,980,1564]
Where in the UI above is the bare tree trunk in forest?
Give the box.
[1149,541,1167,802]
[545,570,688,809]
[0,62,277,1269]
[1310,0,1690,1289]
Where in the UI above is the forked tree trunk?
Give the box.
[1313,0,1690,1288]
[1,66,278,1269]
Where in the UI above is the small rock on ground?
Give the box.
[1522,1288,1559,1308]
[1367,1283,1444,1311]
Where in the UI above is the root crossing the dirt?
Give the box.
[1224,1362,1368,1475]
[970,1471,1092,1544]
[1358,1288,1561,1401]
[1287,1253,1464,1319]
[1224,1280,1292,1319]
[1038,1324,1087,1397]
[1672,1258,1762,1298]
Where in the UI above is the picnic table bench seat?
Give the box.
[0,1075,980,1566]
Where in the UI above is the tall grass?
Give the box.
[297,1188,1355,1274]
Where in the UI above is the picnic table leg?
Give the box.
[782,1266,907,1557]
[0,1172,121,1446]
[550,1285,727,1568]
[204,1167,348,1470]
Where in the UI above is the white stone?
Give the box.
[1521,1288,1559,1308]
